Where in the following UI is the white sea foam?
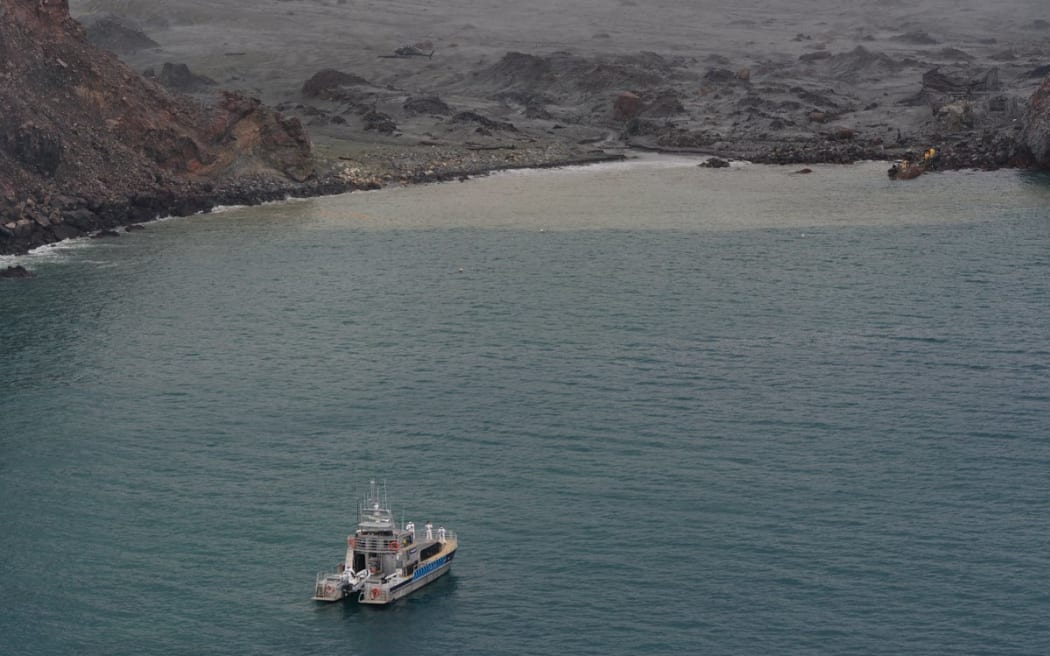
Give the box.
[0,233,94,267]
[207,205,247,214]
[0,218,175,268]
[491,152,701,180]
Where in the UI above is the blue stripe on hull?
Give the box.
[387,548,456,595]
[361,545,455,600]
[412,550,455,581]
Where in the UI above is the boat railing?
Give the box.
[353,529,456,552]
[315,572,337,589]
[353,535,405,553]
[415,527,457,544]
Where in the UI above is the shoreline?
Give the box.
[0,149,627,262]
[8,0,1049,264]
[0,136,1036,269]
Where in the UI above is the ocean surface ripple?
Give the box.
[2,159,1049,655]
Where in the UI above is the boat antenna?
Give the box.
[364,479,376,519]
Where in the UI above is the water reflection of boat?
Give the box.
[312,481,458,605]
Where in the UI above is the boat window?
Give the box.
[419,543,441,560]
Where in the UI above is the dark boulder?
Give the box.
[301,69,370,97]
[452,111,517,132]
[699,157,731,168]
[1,265,35,279]
[704,68,737,84]
[827,126,856,141]
[613,91,642,120]
[923,67,1000,95]
[362,110,397,134]
[83,15,159,54]
[394,42,434,58]
[50,224,83,241]
[1026,64,1050,79]
[156,62,217,92]
[799,51,833,63]
[62,207,98,230]
[403,96,451,115]
[482,52,552,87]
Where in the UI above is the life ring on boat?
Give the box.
[370,587,380,599]
[389,540,399,550]
[325,585,334,595]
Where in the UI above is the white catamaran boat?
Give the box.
[313,481,458,605]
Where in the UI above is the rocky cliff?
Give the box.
[0,0,317,254]
[1020,76,1050,168]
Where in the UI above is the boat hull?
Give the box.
[312,482,458,605]
[359,546,456,605]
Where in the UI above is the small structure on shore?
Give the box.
[889,147,936,180]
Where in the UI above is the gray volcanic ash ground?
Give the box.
[71,0,1050,170]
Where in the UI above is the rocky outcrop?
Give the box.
[452,111,517,133]
[0,0,318,255]
[477,51,691,103]
[403,96,451,116]
[207,92,314,182]
[915,67,1001,112]
[824,46,903,83]
[699,157,731,168]
[1,264,35,279]
[83,15,158,54]
[1019,76,1050,166]
[151,62,217,93]
[301,69,370,98]
[613,91,642,120]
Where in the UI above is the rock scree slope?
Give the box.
[0,0,320,255]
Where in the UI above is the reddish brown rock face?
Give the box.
[0,0,315,253]
[39,0,70,19]
[613,92,642,121]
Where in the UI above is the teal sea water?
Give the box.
[2,157,1050,655]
